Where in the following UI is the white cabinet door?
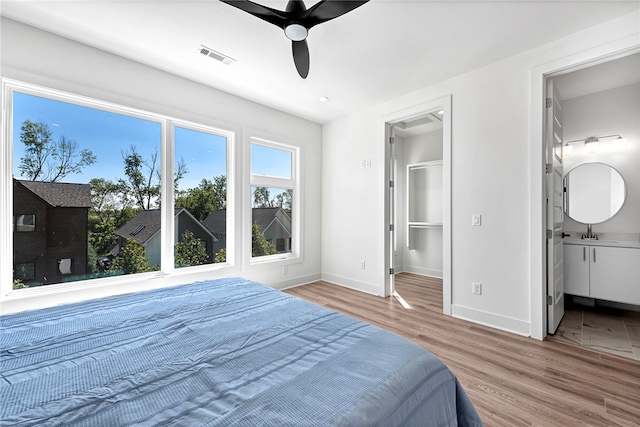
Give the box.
[589,246,640,305]
[563,244,589,297]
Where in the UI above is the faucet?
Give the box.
[582,224,598,240]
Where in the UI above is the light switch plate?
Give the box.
[472,214,481,226]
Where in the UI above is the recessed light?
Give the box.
[437,110,444,115]
[319,96,329,102]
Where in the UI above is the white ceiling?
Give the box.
[1,1,638,124]
[553,53,640,100]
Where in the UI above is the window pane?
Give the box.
[251,144,292,179]
[15,263,35,281]
[251,187,292,257]
[15,214,36,232]
[174,126,227,268]
[12,91,161,288]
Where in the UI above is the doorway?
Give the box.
[533,46,640,340]
[382,95,452,315]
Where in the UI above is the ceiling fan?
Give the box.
[219,0,370,78]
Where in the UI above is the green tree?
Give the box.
[88,178,139,255]
[87,243,99,274]
[174,230,209,267]
[19,119,96,182]
[253,186,272,208]
[214,248,226,263]
[274,189,293,212]
[121,145,159,210]
[175,175,226,221]
[121,145,187,210]
[13,278,28,290]
[251,222,277,257]
[109,238,150,274]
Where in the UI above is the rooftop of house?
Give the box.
[16,179,92,208]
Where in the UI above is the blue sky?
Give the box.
[13,91,292,203]
[12,92,226,191]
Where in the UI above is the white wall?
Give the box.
[321,11,639,336]
[0,17,322,312]
[561,83,640,237]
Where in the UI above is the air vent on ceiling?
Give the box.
[199,45,236,65]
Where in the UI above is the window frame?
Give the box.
[14,214,36,232]
[170,120,236,272]
[248,137,301,265]
[1,79,236,299]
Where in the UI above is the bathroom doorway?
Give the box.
[536,49,640,339]
[382,95,452,315]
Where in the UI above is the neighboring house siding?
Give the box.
[13,182,48,284]
[13,180,90,285]
[46,207,89,280]
[143,233,161,267]
[115,208,216,267]
[175,213,214,263]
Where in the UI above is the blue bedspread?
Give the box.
[1,278,482,426]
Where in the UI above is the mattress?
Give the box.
[1,277,482,426]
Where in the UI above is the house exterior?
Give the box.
[13,179,91,286]
[203,208,292,255]
[200,209,227,258]
[113,208,217,267]
[252,207,292,253]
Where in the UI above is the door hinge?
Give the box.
[545,163,552,173]
[389,136,395,145]
[389,180,394,188]
[545,98,552,108]
[390,268,395,275]
[546,229,553,239]
[389,224,394,232]
[547,295,553,305]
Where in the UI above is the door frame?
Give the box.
[381,95,452,315]
[529,38,639,340]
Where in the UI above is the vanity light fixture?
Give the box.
[563,142,573,157]
[585,137,599,154]
[612,136,628,151]
[564,134,626,155]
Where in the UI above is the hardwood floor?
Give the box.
[284,273,640,427]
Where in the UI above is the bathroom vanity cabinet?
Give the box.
[564,241,640,305]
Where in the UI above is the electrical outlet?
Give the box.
[472,282,482,295]
[360,260,366,269]
[283,265,288,275]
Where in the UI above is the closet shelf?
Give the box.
[408,222,443,229]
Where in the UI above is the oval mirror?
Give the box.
[564,162,626,224]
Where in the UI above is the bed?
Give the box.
[1,277,482,426]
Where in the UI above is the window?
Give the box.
[10,90,162,288]
[15,214,35,232]
[174,125,228,268]
[14,263,35,281]
[250,140,298,260]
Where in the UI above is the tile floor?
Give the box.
[554,303,640,361]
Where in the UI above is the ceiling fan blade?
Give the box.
[219,0,288,28]
[303,0,370,28]
[292,40,310,79]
